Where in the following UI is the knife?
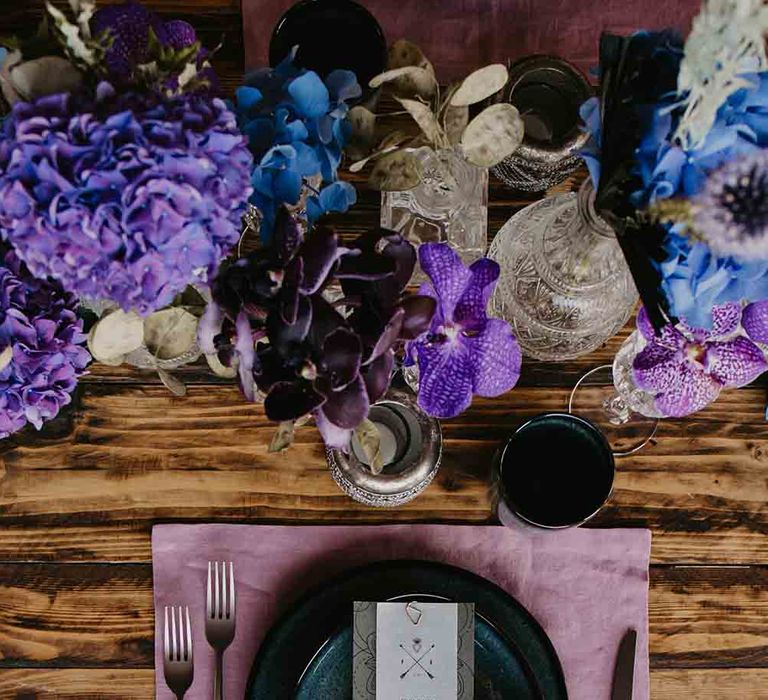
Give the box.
[611,629,637,700]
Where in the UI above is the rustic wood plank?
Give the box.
[0,669,154,699]
[650,668,768,699]
[1,667,766,699]
[0,564,765,669]
[1,384,766,564]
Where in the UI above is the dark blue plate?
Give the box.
[246,561,568,699]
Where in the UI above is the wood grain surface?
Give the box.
[1,1,767,698]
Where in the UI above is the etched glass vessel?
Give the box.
[488,179,638,361]
[381,147,488,282]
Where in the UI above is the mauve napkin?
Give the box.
[242,0,700,80]
[152,523,651,699]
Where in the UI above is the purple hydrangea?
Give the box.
[632,304,768,417]
[406,244,522,418]
[0,246,90,438]
[0,83,253,315]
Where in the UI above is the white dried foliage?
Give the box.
[157,368,186,397]
[675,0,768,148]
[88,309,144,363]
[205,352,238,379]
[143,307,199,360]
[395,97,445,147]
[353,418,384,474]
[450,64,509,107]
[444,105,469,145]
[46,2,96,66]
[460,103,524,167]
[348,105,377,142]
[369,150,423,191]
[8,56,83,102]
[269,421,295,453]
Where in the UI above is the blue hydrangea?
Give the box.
[581,72,768,327]
[234,54,359,243]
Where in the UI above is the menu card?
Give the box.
[353,602,474,700]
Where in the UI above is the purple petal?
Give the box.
[365,307,404,364]
[318,375,369,429]
[363,349,394,403]
[299,224,343,295]
[453,258,500,329]
[235,311,257,401]
[653,363,721,418]
[411,338,473,418]
[708,303,743,338]
[273,207,304,263]
[322,327,362,389]
[268,294,312,347]
[743,300,768,344]
[465,319,522,397]
[398,295,437,341]
[279,258,303,325]
[315,408,352,450]
[265,381,326,421]
[198,302,222,355]
[632,343,680,393]
[706,337,768,389]
[418,243,472,321]
[636,307,686,347]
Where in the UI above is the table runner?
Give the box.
[242,0,700,80]
[153,524,650,699]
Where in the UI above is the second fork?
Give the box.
[206,561,236,700]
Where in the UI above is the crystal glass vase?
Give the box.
[380,147,488,283]
[488,178,638,361]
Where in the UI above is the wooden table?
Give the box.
[2,2,767,698]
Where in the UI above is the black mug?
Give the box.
[496,413,615,529]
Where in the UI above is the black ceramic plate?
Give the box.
[246,561,568,700]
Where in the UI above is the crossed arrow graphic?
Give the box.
[399,642,436,680]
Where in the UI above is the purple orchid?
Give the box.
[632,304,768,418]
[405,244,522,418]
[742,300,768,345]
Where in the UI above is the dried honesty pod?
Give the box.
[353,418,384,474]
[355,40,521,191]
[444,104,469,146]
[143,307,199,360]
[370,65,436,98]
[0,345,12,372]
[88,309,144,364]
[461,103,524,167]
[450,64,509,107]
[348,105,377,143]
[395,97,446,147]
[157,368,186,397]
[4,55,83,103]
[369,150,423,191]
[269,420,295,453]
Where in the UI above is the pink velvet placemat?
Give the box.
[152,523,651,699]
[242,0,700,80]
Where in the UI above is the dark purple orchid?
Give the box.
[199,209,436,448]
[405,243,522,418]
[742,300,768,345]
[632,304,768,417]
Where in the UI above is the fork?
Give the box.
[206,561,236,700]
[163,605,194,700]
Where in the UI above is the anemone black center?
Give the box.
[721,165,768,235]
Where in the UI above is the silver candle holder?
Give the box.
[326,388,442,507]
[492,55,592,192]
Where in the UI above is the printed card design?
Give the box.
[353,602,474,700]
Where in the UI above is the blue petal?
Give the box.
[325,69,362,103]
[236,86,263,113]
[287,71,330,119]
[273,168,303,205]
